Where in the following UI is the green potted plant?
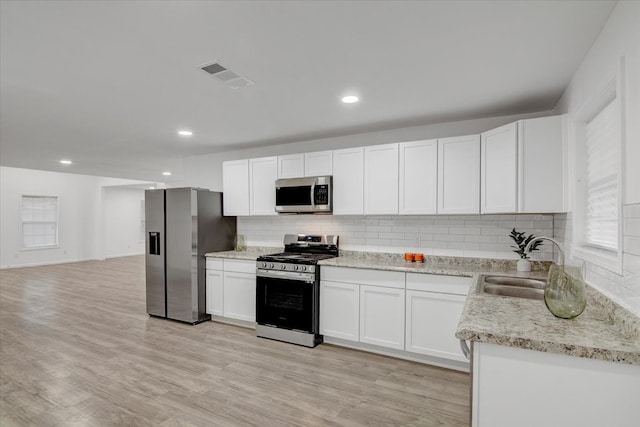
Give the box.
[509,228,543,272]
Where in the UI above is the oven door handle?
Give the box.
[256,269,316,283]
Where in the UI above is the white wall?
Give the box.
[181,110,553,191]
[553,1,640,316]
[554,1,639,205]
[0,166,151,268]
[104,187,146,258]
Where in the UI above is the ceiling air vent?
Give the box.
[199,61,254,89]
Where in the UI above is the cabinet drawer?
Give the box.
[223,259,256,274]
[321,266,405,289]
[206,258,224,270]
[405,273,472,295]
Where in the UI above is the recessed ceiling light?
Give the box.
[341,95,359,104]
[178,130,193,136]
[162,171,172,176]
[60,159,72,165]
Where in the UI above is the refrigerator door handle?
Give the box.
[149,232,161,255]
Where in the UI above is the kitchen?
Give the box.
[1,1,639,426]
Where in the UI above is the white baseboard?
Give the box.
[323,336,470,372]
[0,257,100,270]
[106,252,144,259]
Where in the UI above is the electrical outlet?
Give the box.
[413,234,421,247]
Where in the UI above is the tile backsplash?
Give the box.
[554,203,640,317]
[238,214,555,260]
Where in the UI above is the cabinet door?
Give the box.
[333,147,364,215]
[223,271,256,322]
[518,115,564,213]
[206,269,224,316]
[405,290,466,361]
[364,143,399,214]
[481,122,518,214]
[222,160,250,216]
[304,150,333,177]
[399,139,438,215]
[360,285,405,350]
[277,153,304,179]
[437,135,480,214]
[249,156,278,216]
[320,281,359,341]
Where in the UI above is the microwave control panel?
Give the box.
[314,185,329,205]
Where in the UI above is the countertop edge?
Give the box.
[455,328,639,366]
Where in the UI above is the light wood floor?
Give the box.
[0,256,470,426]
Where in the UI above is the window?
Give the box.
[572,57,624,275]
[585,99,619,251]
[21,195,58,248]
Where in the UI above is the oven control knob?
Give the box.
[300,266,306,271]
[269,263,275,269]
[261,262,267,268]
[280,264,286,270]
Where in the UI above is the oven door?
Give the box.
[256,273,318,333]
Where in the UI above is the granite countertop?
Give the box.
[205,247,281,261]
[456,275,640,365]
[318,250,550,277]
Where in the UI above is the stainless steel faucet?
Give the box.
[525,236,565,266]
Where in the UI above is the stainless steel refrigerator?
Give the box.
[145,188,236,324]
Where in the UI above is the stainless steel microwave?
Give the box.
[275,176,332,214]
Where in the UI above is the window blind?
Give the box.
[585,98,619,251]
[21,195,58,248]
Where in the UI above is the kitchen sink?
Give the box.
[480,276,546,300]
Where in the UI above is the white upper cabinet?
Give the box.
[304,150,333,177]
[277,153,304,179]
[399,139,438,215]
[518,115,565,213]
[333,147,364,215]
[479,115,565,214]
[437,135,480,214]
[481,122,518,214]
[249,156,278,215]
[222,159,250,216]
[364,143,399,215]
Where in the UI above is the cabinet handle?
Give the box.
[459,339,470,360]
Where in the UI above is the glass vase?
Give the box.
[544,264,586,319]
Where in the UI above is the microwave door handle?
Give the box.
[310,183,316,209]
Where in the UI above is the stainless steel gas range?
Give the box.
[255,234,339,347]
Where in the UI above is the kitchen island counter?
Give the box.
[456,274,640,365]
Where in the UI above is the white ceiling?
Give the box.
[0,1,615,183]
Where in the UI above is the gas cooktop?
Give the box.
[258,252,336,265]
[257,234,339,268]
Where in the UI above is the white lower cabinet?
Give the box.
[320,281,359,341]
[405,290,466,361]
[206,269,224,316]
[360,285,405,350]
[405,273,470,362]
[206,258,256,324]
[222,271,256,322]
[320,266,471,369]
